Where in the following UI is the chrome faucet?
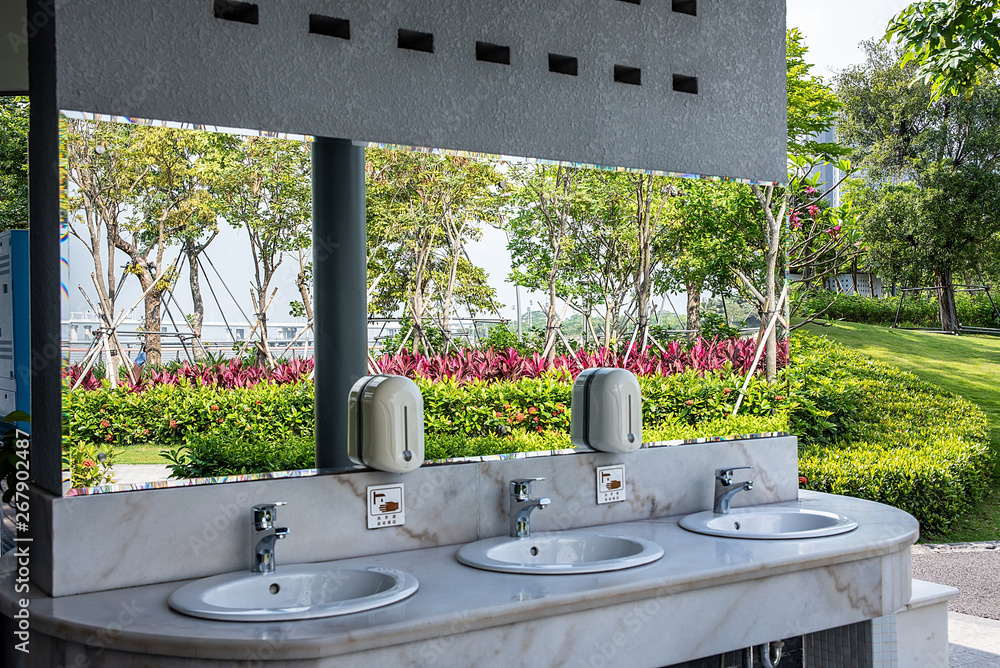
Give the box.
[251,502,290,574]
[714,467,754,515]
[510,478,551,538]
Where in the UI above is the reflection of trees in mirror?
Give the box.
[0,97,29,232]
[59,123,809,486]
[63,335,790,482]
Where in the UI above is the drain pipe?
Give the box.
[742,641,784,667]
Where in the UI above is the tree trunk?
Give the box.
[936,268,958,333]
[255,284,273,366]
[186,249,207,361]
[141,277,163,365]
[686,278,703,338]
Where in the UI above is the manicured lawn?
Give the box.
[800,320,1000,542]
[111,442,167,465]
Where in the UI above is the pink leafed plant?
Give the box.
[374,336,788,384]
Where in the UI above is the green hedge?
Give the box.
[161,414,788,477]
[794,334,992,531]
[67,370,788,451]
[799,290,1000,329]
[64,380,315,449]
[68,370,790,479]
[416,370,788,439]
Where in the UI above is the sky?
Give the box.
[64,2,914,338]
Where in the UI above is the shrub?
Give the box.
[63,442,118,488]
[162,432,315,478]
[798,290,1000,329]
[794,333,992,531]
[416,370,788,439]
[423,413,787,460]
[64,381,314,450]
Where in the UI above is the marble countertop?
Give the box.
[0,491,918,662]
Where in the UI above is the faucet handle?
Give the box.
[252,502,288,531]
[510,478,545,500]
[715,466,753,484]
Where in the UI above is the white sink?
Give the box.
[680,507,858,540]
[168,564,418,621]
[456,532,664,574]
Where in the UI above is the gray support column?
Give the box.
[312,137,367,470]
[28,0,64,496]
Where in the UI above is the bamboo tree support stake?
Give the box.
[70,337,105,391]
[622,310,668,354]
[79,285,137,386]
[234,287,278,363]
[556,328,585,371]
[732,283,788,417]
[540,302,572,360]
[622,316,641,367]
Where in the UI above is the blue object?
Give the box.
[134,350,147,367]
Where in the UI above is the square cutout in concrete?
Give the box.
[614,65,642,86]
[213,0,258,25]
[549,53,578,76]
[673,73,698,94]
[398,29,434,53]
[476,41,511,65]
[672,0,697,16]
[310,15,350,40]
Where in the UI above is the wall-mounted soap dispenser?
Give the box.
[570,368,642,454]
[348,375,425,473]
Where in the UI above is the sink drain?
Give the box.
[269,583,280,594]
[733,522,741,530]
[529,546,539,556]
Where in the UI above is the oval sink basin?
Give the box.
[456,532,664,574]
[679,507,858,540]
[168,564,418,621]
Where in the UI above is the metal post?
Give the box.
[516,285,522,342]
[313,137,367,470]
[29,0,64,496]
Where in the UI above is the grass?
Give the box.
[800,320,1000,542]
[111,442,169,465]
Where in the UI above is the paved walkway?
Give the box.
[111,464,173,485]
[912,543,1000,666]
[948,613,1000,667]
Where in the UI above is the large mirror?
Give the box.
[58,112,791,495]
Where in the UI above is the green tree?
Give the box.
[885,0,1000,100]
[131,128,223,363]
[507,165,598,361]
[657,180,757,335]
[0,97,28,231]
[63,118,153,378]
[838,41,1000,330]
[366,149,501,353]
[216,136,312,365]
[787,28,850,164]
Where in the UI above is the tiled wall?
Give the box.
[806,618,900,668]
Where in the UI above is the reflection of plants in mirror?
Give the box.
[698,313,741,341]
[64,380,313,451]
[161,431,314,479]
[0,411,30,507]
[63,442,117,488]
